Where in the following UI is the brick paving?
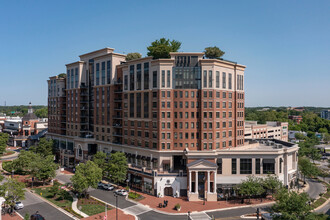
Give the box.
[1,213,23,220]
[82,209,135,220]
[131,190,274,213]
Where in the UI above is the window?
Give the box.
[129,93,134,117]
[167,70,171,88]
[228,73,232,89]
[222,72,226,89]
[144,62,149,89]
[217,159,222,174]
[209,70,212,87]
[96,63,100,86]
[153,71,157,88]
[101,62,105,85]
[263,159,275,174]
[203,70,207,87]
[136,64,142,90]
[161,70,165,88]
[144,92,149,118]
[232,158,237,174]
[107,60,111,84]
[130,65,134,90]
[136,93,141,118]
[240,159,252,174]
[216,71,220,88]
[256,159,260,174]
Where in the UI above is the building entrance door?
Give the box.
[164,187,173,196]
[198,172,205,199]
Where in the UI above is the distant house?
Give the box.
[288,115,303,124]
[321,110,330,120]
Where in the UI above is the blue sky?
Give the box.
[0,0,329,107]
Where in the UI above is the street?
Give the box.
[17,190,73,220]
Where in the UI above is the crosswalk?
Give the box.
[190,212,211,220]
[122,204,152,216]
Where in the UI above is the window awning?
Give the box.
[263,159,275,163]
[162,160,170,164]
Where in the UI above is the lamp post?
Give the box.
[256,208,260,220]
[114,194,118,220]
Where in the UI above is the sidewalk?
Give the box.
[128,190,274,214]
[82,209,135,220]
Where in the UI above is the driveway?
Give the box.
[306,178,326,200]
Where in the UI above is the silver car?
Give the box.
[14,201,24,210]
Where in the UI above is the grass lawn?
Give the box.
[34,187,73,208]
[78,198,112,216]
[128,192,145,201]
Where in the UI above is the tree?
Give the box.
[126,52,142,61]
[49,181,61,197]
[92,151,107,176]
[12,150,38,174]
[0,178,25,208]
[34,108,48,118]
[309,148,321,163]
[107,152,128,185]
[318,128,328,134]
[295,133,306,140]
[31,155,57,185]
[204,46,225,59]
[262,175,283,196]
[147,38,181,59]
[71,161,102,196]
[58,73,66,78]
[29,138,53,157]
[0,133,9,155]
[272,188,311,220]
[323,133,330,143]
[298,157,319,182]
[237,176,265,201]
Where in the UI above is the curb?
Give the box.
[30,190,79,220]
[69,192,89,218]
[91,196,138,220]
[15,210,24,219]
[0,151,18,160]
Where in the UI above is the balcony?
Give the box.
[113,133,123,137]
[113,115,122,119]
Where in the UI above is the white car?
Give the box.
[102,184,114,191]
[115,189,128,196]
[14,201,24,210]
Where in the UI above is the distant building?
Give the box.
[321,110,330,120]
[244,121,288,141]
[288,130,307,141]
[288,115,303,124]
[287,107,305,112]
[3,117,22,135]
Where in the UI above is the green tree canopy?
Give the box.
[295,133,306,140]
[92,151,107,176]
[0,178,25,207]
[107,152,128,184]
[298,157,319,182]
[204,46,225,59]
[71,161,102,196]
[262,175,283,195]
[34,107,48,118]
[272,188,311,220]
[237,176,265,199]
[147,38,181,59]
[126,52,142,61]
[58,73,66,78]
[31,155,57,185]
[29,138,53,157]
[0,133,9,155]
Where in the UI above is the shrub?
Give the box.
[2,161,13,172]
[174,203,181,210]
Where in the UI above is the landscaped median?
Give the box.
[312,181,330,210]
[33,185,84,218]
[77,197,112,216]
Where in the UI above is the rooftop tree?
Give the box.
[147,38,181,59]
[204,46,225,59]
[126,52,142,61]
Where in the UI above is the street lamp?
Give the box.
[187,211,191,220]
[256,208,260,220]
[114,194,118,220]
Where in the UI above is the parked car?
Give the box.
[97,182,105,188]
[115,189,128,196]
[261,212,281,220]
[102,184,114,191]
[14,201,24,210]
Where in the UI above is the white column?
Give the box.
[207,171,210,193]
[189,171,192,193]
[214,171,217,193]
[195,171,198,193]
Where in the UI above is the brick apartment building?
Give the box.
[47,48,298,201]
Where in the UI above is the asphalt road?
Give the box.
[306,178,326,200]
[17,190,73,220]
